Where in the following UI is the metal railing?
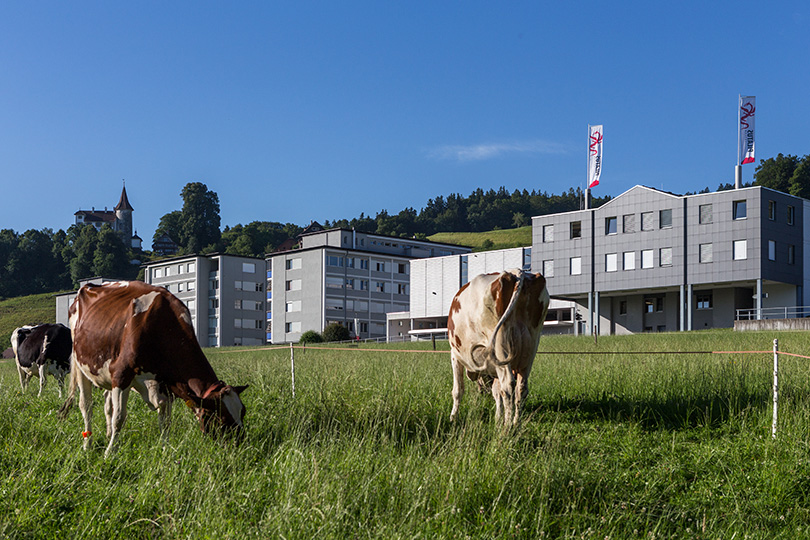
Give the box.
[736,306,810,321]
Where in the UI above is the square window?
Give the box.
[659,209,672,229]
[570,221,581,239]
[606,253,618,272]
[699,243,713,263]
[641,212,654,231]
[623,214,635,233]
[659,247,673,267]
[699,204,713,224]
[733,200,747,220]
[641,249,653,269]
[543,225,554,243]
[644,300,654,313]
[605,217,617,235]
[570,257,582,276]
[733,239,747,260]
[697,294,713,310]
[623,251,635,270]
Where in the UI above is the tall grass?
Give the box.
[3,330,810,538]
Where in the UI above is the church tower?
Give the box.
[114,182,134,246]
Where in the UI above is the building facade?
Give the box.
[143,254,266,347]
[387,247,577,341]
[531,185,806,334]
[266,228,471,343]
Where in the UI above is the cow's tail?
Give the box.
[489,270,525,366]
[58,353,79,420]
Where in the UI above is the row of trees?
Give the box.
[0,225,138,299]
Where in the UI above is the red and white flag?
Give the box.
[739,96,756,165]
[587,125,603,188]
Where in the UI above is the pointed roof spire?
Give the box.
[115,180,134,211]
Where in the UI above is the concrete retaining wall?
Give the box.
[735,318,810,331]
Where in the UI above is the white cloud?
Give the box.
[428,140,569,162]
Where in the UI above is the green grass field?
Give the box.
[429,226,532,251]
[0,291,61,350]
[3,331,810,538]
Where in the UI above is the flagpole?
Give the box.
[585,124,591,210]
[735,94,742,189]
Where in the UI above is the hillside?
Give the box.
[428,225,532,251]
[0,292,59,350]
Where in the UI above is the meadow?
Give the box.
[3,330,810,539]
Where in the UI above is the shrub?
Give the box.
[322,322,351,342]
[299,330,324,344]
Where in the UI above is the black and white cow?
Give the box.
[11,323,72,397]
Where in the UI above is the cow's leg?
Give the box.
[55,370,66,399]
[105,387,130,457]
[491,377,503,423]
[77,372,94,451]
[136,379,173,441]
[513,370,529,426]
[496,367,516,427]
[16,364,30,393]
[38,364,47,397]
[450,354,465,422]
[104,391,114,439]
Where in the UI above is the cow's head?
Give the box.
[186,382,249,435]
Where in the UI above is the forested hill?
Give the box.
[322,187,610,237]
[1,186,607,300]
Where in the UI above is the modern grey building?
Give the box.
[532,185,807,334]
[266,228,471,343]
[143,253,267,347]
[387,247,577,341]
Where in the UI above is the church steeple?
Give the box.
[115,181,134,212]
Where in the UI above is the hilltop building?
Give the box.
[74,183,141,249]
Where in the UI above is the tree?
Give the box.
[153,210,182,246]
[179,182,221,254]
[322,322,351,342]
[299,330,324,344]
[69,224,100,285]
[754,154,801,193]
[93,225,130,278]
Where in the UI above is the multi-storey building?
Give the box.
[143,253,266,347]
[386,247,577,341]
[266,228,470,343]
[531,185,806,334]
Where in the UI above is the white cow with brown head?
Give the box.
[448,269,549,426]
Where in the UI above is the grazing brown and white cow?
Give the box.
[448,269,549,426]
[11,323,72,397]
[59,281,247,456]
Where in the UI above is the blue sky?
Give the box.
[2,2,809,243]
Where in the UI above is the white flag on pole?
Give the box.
[739,96,756,165]
[587,125,603,188]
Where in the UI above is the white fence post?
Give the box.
[772,338,778,439]
[290,342,296,399]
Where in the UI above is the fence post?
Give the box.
[772,338,778,439]
[290,342,296,399]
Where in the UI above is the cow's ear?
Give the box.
[232,385,249,395]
